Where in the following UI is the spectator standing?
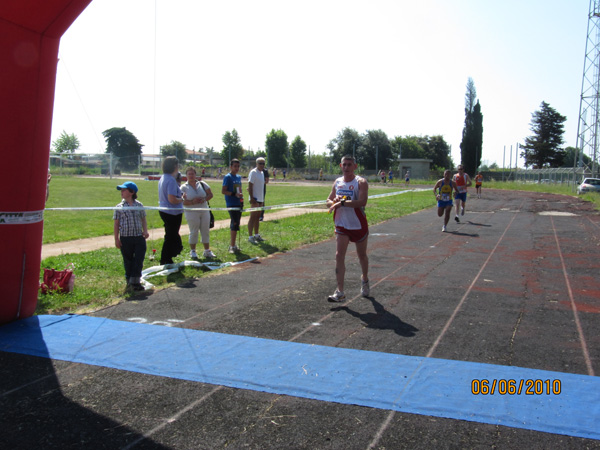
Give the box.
[181,166,216,259]
[158,156,184,265]
[221,159,243,254]
[114,181,149,292]
[260,165,270,222]
[247,157,267,243]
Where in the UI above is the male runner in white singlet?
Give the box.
[326,155,369,302]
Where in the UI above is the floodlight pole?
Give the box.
[576,0,600,177]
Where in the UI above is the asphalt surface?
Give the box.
[1,189,599,449]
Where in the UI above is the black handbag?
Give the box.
[201,181,215,228]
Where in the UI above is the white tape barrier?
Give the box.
[2,189,428,224]
[140,257,259,288]
[0,211,45,225]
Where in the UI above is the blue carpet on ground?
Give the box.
[1,314,598,440]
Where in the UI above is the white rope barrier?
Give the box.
[1,189,429,223]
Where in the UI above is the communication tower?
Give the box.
[576,0,600,176]
[575,0,600,176]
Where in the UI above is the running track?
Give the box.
[1,189,599,449]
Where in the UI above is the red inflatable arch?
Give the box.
[0,0,92,324]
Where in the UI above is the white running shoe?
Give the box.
[228,246,239,254]
[461,207,465,216]
[361,279,370,297]
[327,289,346,302]
[254,234,265,242]
[203,249,216,258]
[248,236,257,244]
[190,250,198,259]
[442,225,447,232]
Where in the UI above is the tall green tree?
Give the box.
[360,129,392,171]
[425,135,453,171]
[309,153,331,173]
[289,136,307,168]
[52,130,80,153]
[391,136,425,160]
[265,129,289,168]
[520,101,567,168]
[398,135,452,170]
[562,146,591,168]
[459,78,483,175]
[160,140,187,164]
[328,127,363,165]
[102,127,144,171]
[221,129,244,166]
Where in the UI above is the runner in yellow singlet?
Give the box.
[433,170,459,232]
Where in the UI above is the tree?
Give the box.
[52,130,80,153]
[562,146,591,168]
[160,140,187,164]
[221,129,244,166]
[391,135,452,170]
[520,101,566,168]
[102,127,143,171]
[309,153,330,173]
[425,135,453,170]
[328,127,363,165]
[359,129,392,171]
[265,129,289,168]
[289,136,307,168]
[459,78,484,175]
[391,136,425,160]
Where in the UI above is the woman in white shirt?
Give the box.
[181,167,216,258]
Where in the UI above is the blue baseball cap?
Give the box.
[116,181,138,193]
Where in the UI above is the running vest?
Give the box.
[439,180,453,201]
[454,173,468,193]
[334,176,365,230]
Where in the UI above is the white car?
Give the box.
[577,178,600,194]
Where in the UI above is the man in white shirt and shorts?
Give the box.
[326,155,370,302]
[247,157,268,244]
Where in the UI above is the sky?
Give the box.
[51,0,590,168]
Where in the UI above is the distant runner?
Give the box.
[475,172,483,199]
[452,165,472,223]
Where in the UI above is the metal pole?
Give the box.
[502,145,505,181]
[509,145,512,181]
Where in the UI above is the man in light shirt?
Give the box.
[247,157,268,244]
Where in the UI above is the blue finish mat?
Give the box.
[1,315,598,440]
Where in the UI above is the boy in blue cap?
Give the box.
[114,181,149,292]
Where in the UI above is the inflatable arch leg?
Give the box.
[0,1,93,325]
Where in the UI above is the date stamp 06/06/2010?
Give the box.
[471,379,562,396]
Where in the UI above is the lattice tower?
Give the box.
[576,0,600,176]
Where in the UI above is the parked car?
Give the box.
[577,178,600,194]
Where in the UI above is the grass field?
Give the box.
[39,176,599,315]
[39,176,433,314]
